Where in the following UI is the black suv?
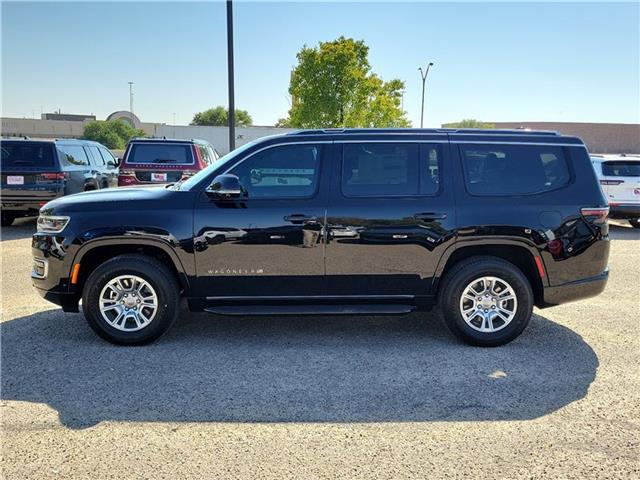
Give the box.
[31,129,610,346]
[1,138,118,226]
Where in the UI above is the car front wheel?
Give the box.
[439,256,534,347]
[82,254,180,345]
[629,218,640,229]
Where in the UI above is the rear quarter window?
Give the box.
[126,143,194,165]
[461,144,570,195]
[0,141,55,167]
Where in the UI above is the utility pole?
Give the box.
[226,0,236,151]
[418,62,434,128]
[128,82,134,114]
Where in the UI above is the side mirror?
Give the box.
[114,158,121,167]
[206,174,244,199]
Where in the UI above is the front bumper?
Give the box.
[539,269,609,308]
[34,286,80,312]
[609,204,640,219]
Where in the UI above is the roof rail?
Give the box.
[287,128,561,136]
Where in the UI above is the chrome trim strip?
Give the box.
[335,139,446,144]
[451,141,583,146]
[205,294,415,301]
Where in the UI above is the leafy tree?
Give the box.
[82,120,146,149]
[283,37,410,128]
[444,119,495,129]
[191,106,253,127]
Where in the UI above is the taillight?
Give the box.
[37,172,66,181]
[581,207,609,224]
[600,180,624,186]
[118,169,137,186]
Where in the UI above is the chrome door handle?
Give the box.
[414,212,447,221]
[284,214,318,224]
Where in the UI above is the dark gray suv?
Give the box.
[1,138,119,226]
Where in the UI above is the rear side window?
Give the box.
[341,143,441,197]
[461,144,570,195]
[126,143,194,165]
[0,141,55,167]
[58,145,89,166]
[602,161,640,177]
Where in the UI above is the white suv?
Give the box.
[591,154,640,228]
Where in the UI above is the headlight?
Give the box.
[37,215,70,233]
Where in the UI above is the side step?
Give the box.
[204,304,415,316]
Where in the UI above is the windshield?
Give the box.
[177,139,262,191]
[602,161,640,177]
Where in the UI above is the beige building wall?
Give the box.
[487,122,640,154]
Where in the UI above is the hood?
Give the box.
[40,186,178,214]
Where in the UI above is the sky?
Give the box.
[1,1,639,128]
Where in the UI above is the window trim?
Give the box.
[222,142,327,201]
[459,144,573,198]
[338,142,444,199]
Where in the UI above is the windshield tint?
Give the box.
[602,161,640,177]
[0,141,55,168]
[127,143,194,165]
[178,139,262,191]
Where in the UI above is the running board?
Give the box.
[204,304,415,316]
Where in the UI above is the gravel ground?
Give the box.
[1,218,638,479]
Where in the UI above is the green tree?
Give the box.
[82,120,146,149]
[444,119,495,129]
[283,37,410,128]
[191,106,253,127]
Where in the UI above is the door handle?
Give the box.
[284,214,318,224]
[414,212,447,221]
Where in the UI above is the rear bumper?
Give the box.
[1,195,63,215]
[609,204,640,219]
[539,268,609,308]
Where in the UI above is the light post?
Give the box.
[128,82,134,114]
[226,0,235,151]
[419,62,434,128]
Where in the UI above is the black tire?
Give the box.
[438,256,534,347]
[629,219,640,229]
[82,254,180,345]
[1,213,15,227]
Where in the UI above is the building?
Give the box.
[443,121,639,154]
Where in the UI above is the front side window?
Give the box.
[88,146,105,166]
[230,144,322,199]
[99,148,117,167]
[58,145,89,166]
[341,143,441,197]
[461,144,570,195]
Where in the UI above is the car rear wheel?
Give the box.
[82,254,180,345]
[629,219,640,229]
[439,256,533,347]
[1,213,15,227]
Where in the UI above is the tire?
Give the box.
[629,219,640,229]
[1,213,15,227]
[438,256,534,347]
[82,254,180,345]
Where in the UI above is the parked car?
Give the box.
[32,128,610,346]
[118,137,219,187]
[1,138,118,226]
[591,154,640,228]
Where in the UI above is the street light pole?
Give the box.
[128,82,134,114]
[226,0,236,151]
[418,62,434,128]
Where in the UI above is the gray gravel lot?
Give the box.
[1,218,639,479]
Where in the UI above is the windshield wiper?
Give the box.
[153,158,175,164]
